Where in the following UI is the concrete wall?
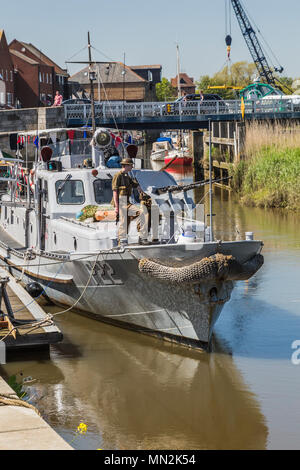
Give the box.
[0,106,66,159]
[0,106,65,133]
[0,376,72,450]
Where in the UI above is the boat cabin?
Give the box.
[0,127,205,254]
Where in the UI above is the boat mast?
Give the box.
[208,119,214,242]
[88,32,96,134]
[176,44,181,98]
[176,44,183,150]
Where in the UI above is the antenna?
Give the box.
[87,32,96,133]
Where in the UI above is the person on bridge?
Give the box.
[112,157,150,245]
[53,91,63,107]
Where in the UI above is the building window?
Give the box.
[0,93,5,104]
[39,72,42,82]
[5,70,8,81]
[49,74,52,84]
[7,93,12,106]
[10,70,13,82]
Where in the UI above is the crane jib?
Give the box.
[230,0,283,87]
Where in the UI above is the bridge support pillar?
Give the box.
[143,130,161,167]
[191,130,204,180]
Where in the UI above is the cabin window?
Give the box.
[44,180,48,202]
[55,180,85,205]
[93,179,113,204]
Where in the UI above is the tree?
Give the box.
[195,75,213,93]
[196,62,257,98]
[156,78,177,101]
[275,76,294,95]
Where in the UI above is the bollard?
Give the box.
[0,341,6,364]
[245,232,254,241]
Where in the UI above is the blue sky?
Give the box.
[2,0,300,81]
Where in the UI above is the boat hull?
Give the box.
[0,240,262,351]
[5,258,233,350]
[164,156,193,166]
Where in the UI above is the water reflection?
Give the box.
[1,313,268,450]
[1,167,300,449]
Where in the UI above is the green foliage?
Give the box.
[7,375,27,399]
[156,78,177,102]
[275,76,294,95]
[240,148,300,209]
[229,160,248,191]
[195,75,212,93]
[196,61,257,99]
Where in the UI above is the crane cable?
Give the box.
[239,0,284,74]
[225,0,232,60]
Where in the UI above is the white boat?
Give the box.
[0,127,263,351]
[150,138,191,164]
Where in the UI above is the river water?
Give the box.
[1,167,300,450]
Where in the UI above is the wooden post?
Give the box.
[192,130,204,181]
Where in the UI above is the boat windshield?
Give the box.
[42,139,91,158]
[94,179,113,204]
[55,180,85,204]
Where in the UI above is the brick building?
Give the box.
[171,73,196,95]
[0,30,16,107]
[9,39,69,107]
[9,49,54,108]
[69,62,153,102]
[129,65,162,100]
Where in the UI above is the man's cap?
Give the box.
[120,157,134,166]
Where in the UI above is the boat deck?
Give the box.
[0,224,25,251]
[0,267,63,351]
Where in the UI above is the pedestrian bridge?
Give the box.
[64,99,300,130]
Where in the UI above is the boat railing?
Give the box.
[64,98,296,121]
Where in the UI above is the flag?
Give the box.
[115,136,122,148]
[34,136,39,147]
[241,97,245,120]
[67,130,75,143]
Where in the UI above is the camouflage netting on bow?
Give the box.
[138,253,264,284]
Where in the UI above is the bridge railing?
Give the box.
[64,98,297,122]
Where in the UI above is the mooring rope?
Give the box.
[0,393,41,416]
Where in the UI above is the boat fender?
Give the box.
[25,282,44,298]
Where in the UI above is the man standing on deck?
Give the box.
[112,158,149,245]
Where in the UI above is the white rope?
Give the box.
[51,250,103,318]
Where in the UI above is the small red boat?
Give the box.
[164,155,193,166]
